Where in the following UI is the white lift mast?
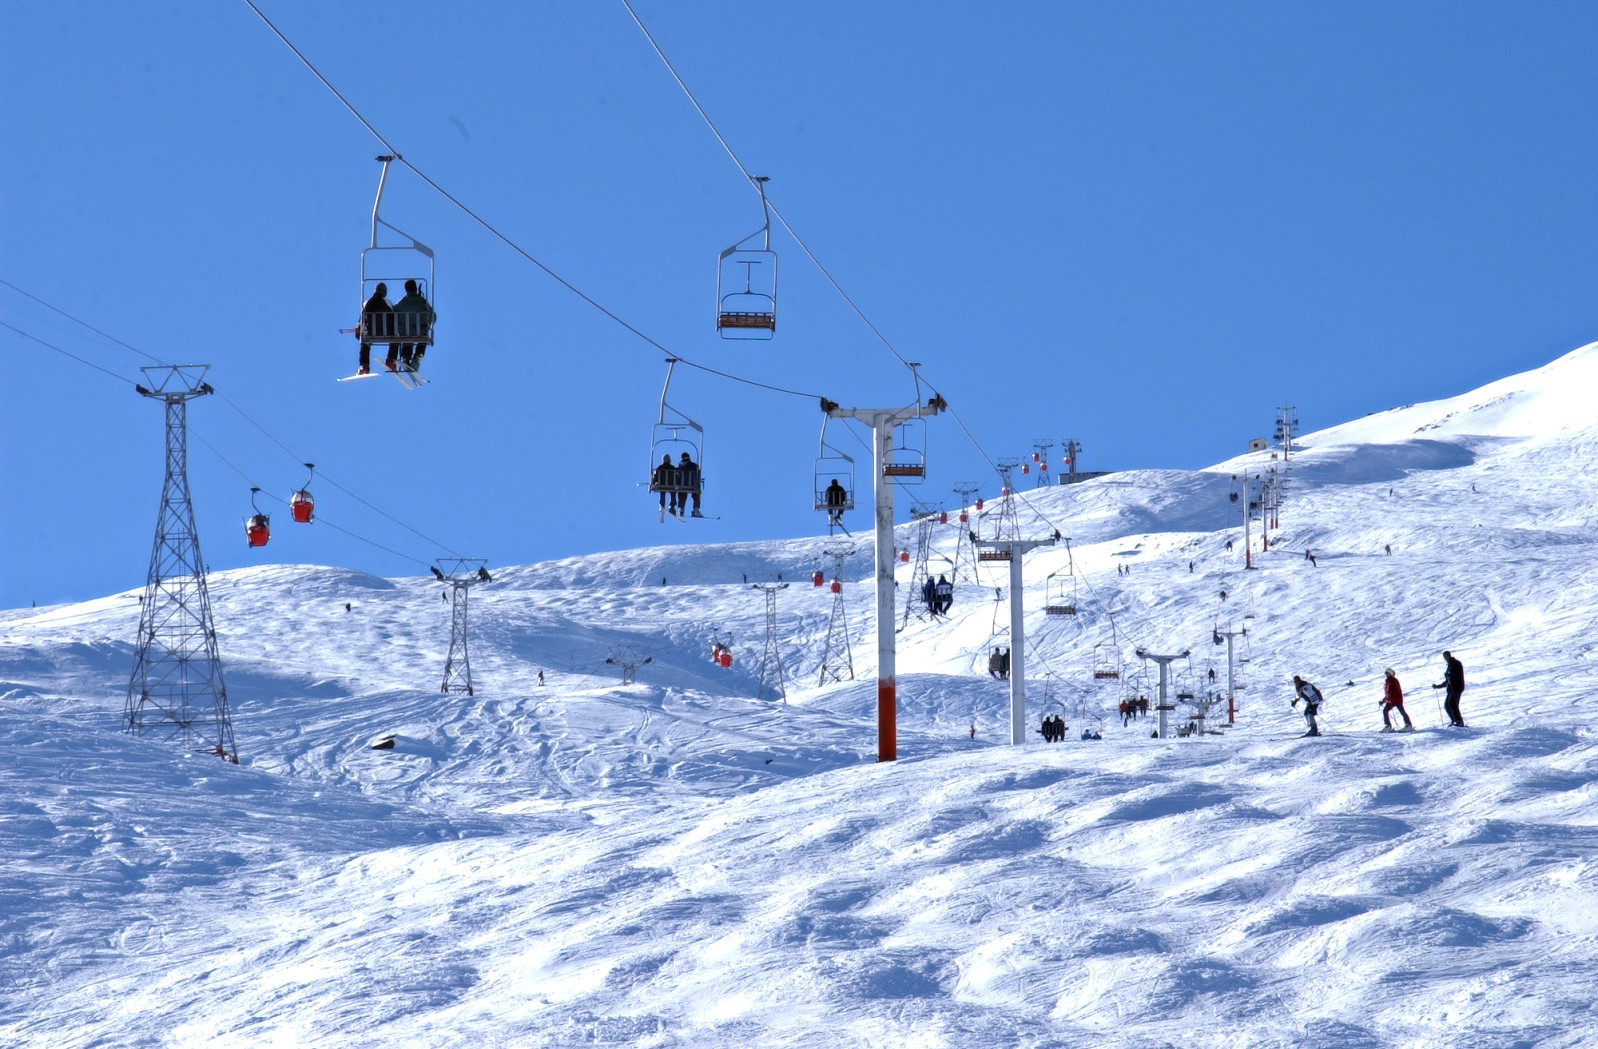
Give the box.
[823,390,946,761]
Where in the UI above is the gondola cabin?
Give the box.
[830,579,841,594]
[812,570,825,587]
[288,464,315,524]
[246,513,270,548]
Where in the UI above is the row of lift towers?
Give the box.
[120,358,1264,763]
[119,161,1281,763]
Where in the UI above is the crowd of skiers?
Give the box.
[1118,695,1151,726]
[1291,651,1467,737]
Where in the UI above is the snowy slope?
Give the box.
[4,344,1598,1047]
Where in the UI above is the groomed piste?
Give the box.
[4,345,1598,1047]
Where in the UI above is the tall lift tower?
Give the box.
[1031,439,1054,488]
[125,365,238,762]
[437,558,489,695]
[1275,406,1299,461]
[753,582,790,701]
[818,545,856,685]
[824,385,946,760]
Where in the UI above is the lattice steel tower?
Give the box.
[438,558,489,695]
[752,582,790,701]
[899,505,938,630]
[950,482,981,583]
[818,545,856,685]
[125,365,238,762]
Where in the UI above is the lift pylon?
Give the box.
[753,582,790,701]
[436,558,489,696]
[818,545,857,685]
[125,365,238,763]
[973,533,1057,744]
[823,379,947,761]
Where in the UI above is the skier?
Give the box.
[357,282,394,375]
[391,278,435,372]
[1291,674,1324,737]
[1380,668,1414,732]
[934,574,953,615]
[653,454,678,518]
[1432,650,1467,727]
[1119,699,1132,726]
[922,577,938,617]
[824,478,849,526]
[678,452,703,517]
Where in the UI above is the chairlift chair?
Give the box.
[715,176,777,339]
[1045,571,1078,615]
[1092,642,1122,680]
[813,416,855,528]
[646,360,707,520]
[357,156,436,358]
[884,417,927,480]
[245,487,270,548]
[289,463,315,524]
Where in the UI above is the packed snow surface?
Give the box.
[6,344,1598,1047]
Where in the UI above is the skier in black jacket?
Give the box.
[1433,651,1466,727]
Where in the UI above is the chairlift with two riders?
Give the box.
[344,155,436,385]
[647,359,706,522]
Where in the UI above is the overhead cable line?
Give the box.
[610,4,1150,652]
[190,428,434,567]
[2,278,466,566]
[0,320,140,388]
[241,0,822,403]
[0,278,164,366]
[211,390,463,557]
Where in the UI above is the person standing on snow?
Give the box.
[1291,675,1325,737]
[1432,650,1467,727]
[1380,668,1414,732]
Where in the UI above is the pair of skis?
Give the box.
[338,363,429,388]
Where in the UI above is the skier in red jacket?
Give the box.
[1380,668,1414,732]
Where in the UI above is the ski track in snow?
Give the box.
[6,345,1598,1046]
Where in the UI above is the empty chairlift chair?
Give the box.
[716,176,778,339]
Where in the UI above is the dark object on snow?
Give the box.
[371,736,396,750]
[1433,651,1466,726]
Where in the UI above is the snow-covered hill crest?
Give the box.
[4,345,1598,1047]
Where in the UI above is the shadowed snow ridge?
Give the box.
[4,345,1598,1046]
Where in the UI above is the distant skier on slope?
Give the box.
[1432,650,1467,727]
[1291,675,1325,737]
[1380,668,1414,732]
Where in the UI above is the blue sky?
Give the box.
[4,1,1597,609]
